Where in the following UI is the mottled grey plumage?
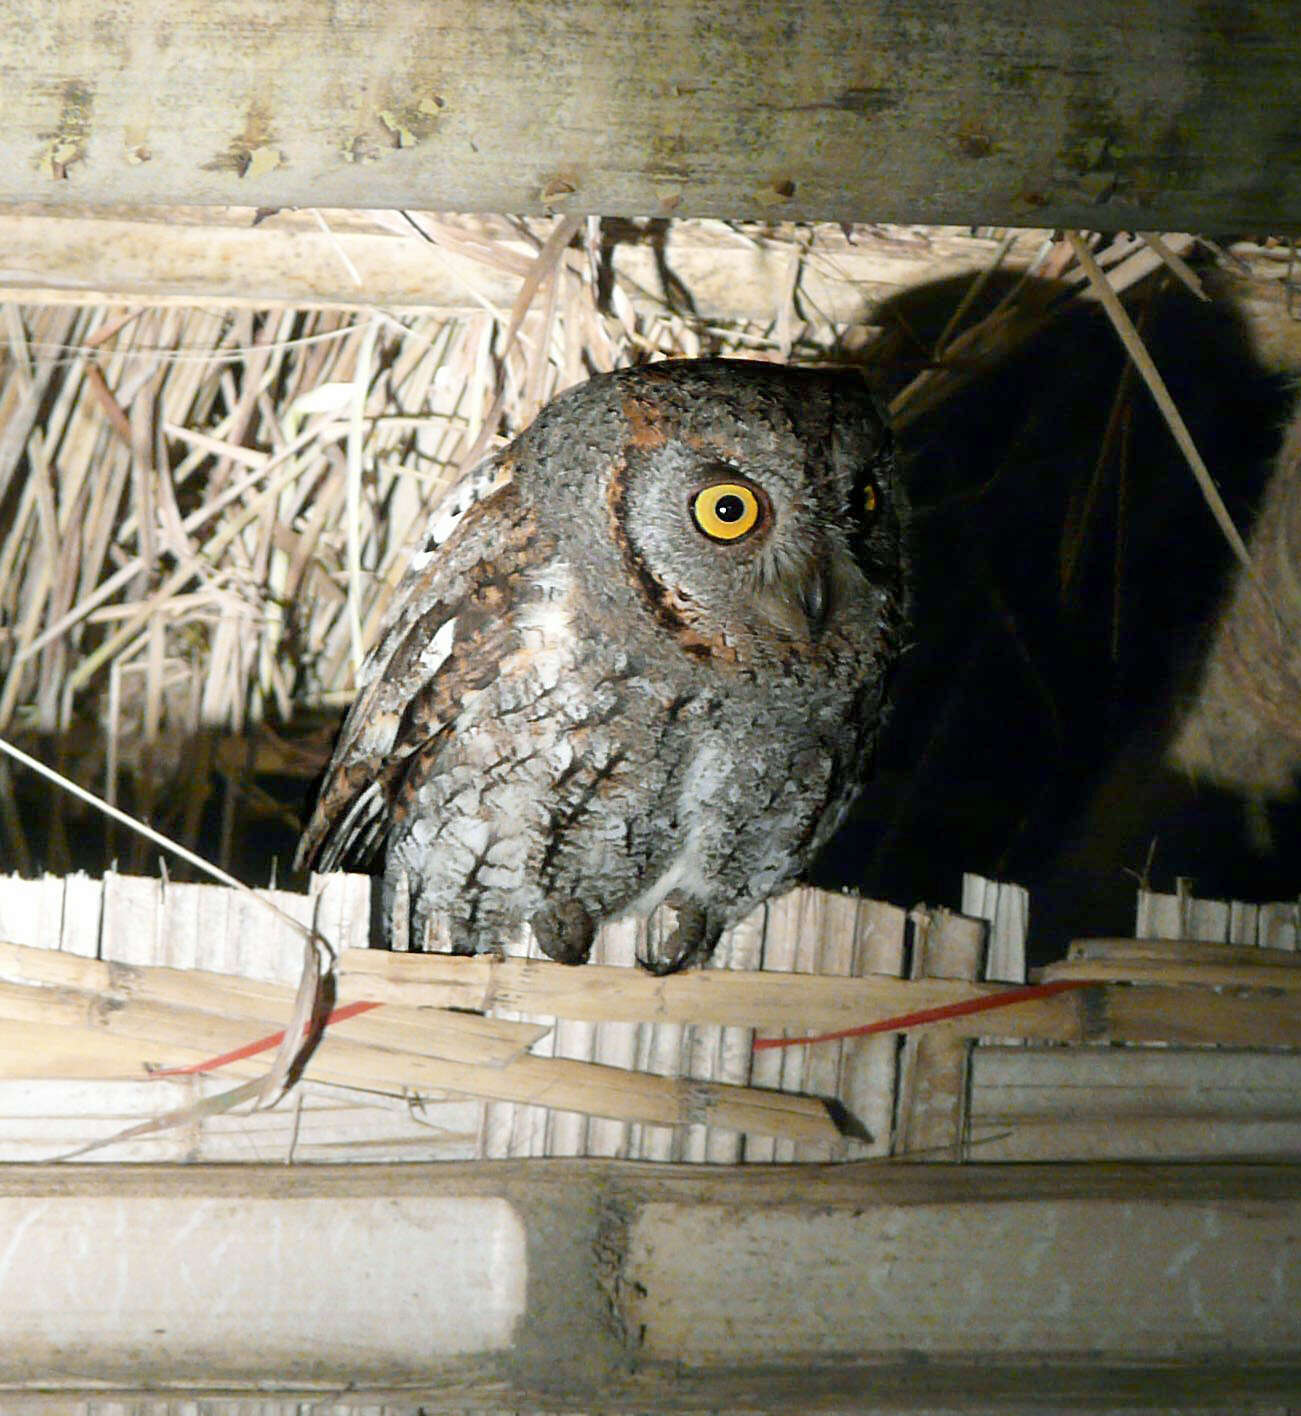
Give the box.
[296,358,906,969]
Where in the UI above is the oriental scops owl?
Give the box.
[296,358,906,970]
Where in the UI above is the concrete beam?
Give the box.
[2,1160,1298,1405]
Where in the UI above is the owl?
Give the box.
[296,358,906,971]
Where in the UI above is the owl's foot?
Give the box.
[531,898,596,965]
[637,900,719,975]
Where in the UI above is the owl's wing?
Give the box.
[296,464,546,873]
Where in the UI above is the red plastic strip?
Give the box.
[149,999,383,1077]
[752,979,1092,1051]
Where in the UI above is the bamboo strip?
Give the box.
[0,938,543,1065]
[337,948,1301,1048]
[0,942,836,1141]
[1069,937,1301,968]
[336,947,1012,1025]
[339,947,951,1024]
[0,1004,836,1142]
[1040,959,1301,991]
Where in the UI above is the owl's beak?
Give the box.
[755,559,830,642]
[799,564,829,637]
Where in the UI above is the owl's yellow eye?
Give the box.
[863,482,878,516]
[691,481,763,542]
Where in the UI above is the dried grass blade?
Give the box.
[934,230,1018,356]
[1139,232,1209,302]
[50,1074,272,1162]
[346,317,380,676]
[1064,230,1260,589]
[503,215,583,356]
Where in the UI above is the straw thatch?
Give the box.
[0,216,1293,873]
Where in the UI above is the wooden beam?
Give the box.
[0,2,1297,228]
[0,1161,1297,1404]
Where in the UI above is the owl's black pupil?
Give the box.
[714,494,746,522]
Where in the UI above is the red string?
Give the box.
[149,999,383,1077]
[752,978,1092,1051]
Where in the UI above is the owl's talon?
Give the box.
[531,899,596,965]
[636,939,690,975]
[637,902,717,974]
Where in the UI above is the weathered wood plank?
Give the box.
[0,2,1298,228]
[1042,958,1301,990]
[623,1193,1301,1363]
[1069,936,1301,968]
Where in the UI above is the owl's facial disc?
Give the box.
[685,468,827,639]
[616,438,858,657]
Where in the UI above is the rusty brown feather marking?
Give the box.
[297,496,553,869]
[608,393,740,664]
[623,392,668,451]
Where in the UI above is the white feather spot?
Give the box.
[426,497,471,549]
[419,616,457,676]
[418,453,512,552]
[519,598,572,645]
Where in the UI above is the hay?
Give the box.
[0,215,1289,872]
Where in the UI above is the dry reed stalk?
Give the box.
[1063,229,1261,587]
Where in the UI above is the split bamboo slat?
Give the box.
[894,906,985,1160]
[340,938,1301,1048]
[1,869,1299,1163]
[962,884,1301,1161]
[0,879,845,1154]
